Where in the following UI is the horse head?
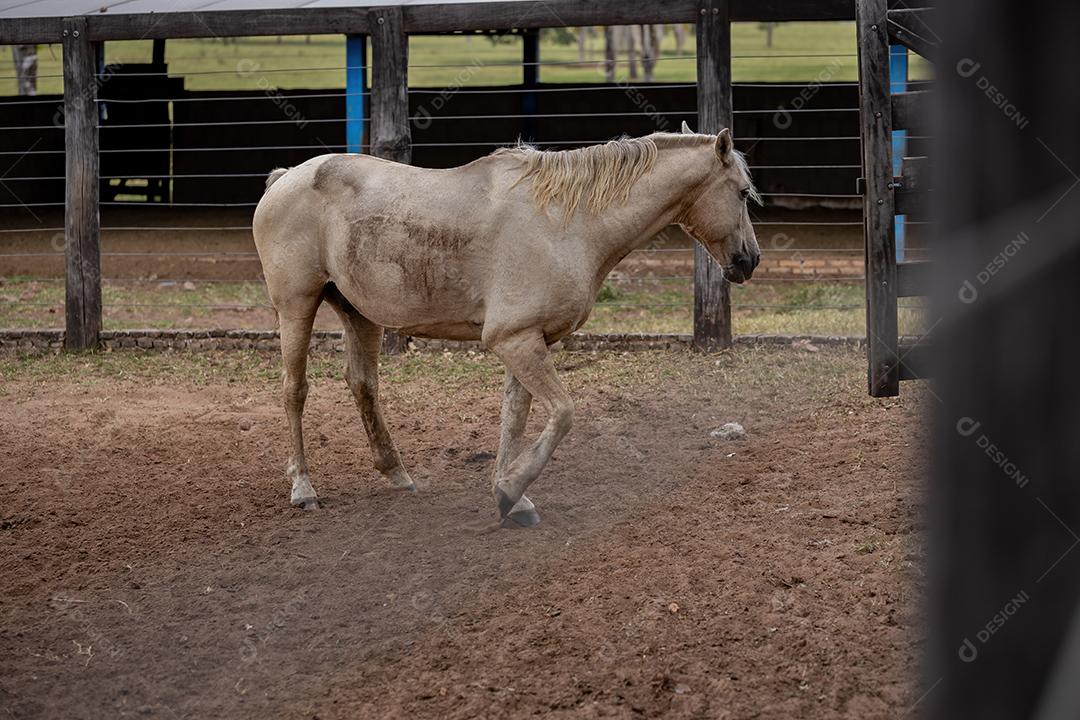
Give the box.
[676,125,762,283]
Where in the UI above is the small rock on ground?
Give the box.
[709,422,746,440]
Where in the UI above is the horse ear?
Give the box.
[715,128,734,165]
[681,120,694,135]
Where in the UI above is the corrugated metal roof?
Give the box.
[0,0,525,20]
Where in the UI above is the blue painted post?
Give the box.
[346,35,366,153]
[890,44,908,262]
[522,30,539,142]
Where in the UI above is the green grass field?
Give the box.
[2,22,929,95]
[0,277,928,338]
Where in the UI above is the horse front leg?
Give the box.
[486,329,574,527]
[492,370,540,526]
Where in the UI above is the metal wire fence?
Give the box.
[0,27,932,339]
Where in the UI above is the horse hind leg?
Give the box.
[324,286,415,492]
[278,300,321,510]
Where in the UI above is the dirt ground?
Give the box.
[0,346,927,719]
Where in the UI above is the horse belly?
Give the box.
[327,214,486,336]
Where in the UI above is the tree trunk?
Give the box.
[578,26,587,62]
[624,26,638,80]
[11,45,37,96]
[640,24,662,82]
[603,26,616,82]
[674,24,687,55]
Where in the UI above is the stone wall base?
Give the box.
[0,328,867,355]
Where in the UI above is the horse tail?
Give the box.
[265,167,290,191]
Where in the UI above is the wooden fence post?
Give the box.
[855,0,900,396]
[368,8,411,354]
[368,7,411,354]
[694,0,733,351]
[62,16,102,351]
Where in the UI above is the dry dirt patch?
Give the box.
[0,347,926,719]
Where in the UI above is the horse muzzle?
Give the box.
[725,250,760,284]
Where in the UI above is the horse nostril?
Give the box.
[733,251,756,272]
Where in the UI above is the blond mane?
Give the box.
[494,133,757,222]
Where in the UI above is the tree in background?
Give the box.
[588,25,668,82]
[673,24,688,55]
[638,25,664,81]
[622,26,638,79]
[603,26,616,82]
[11,45,36,96]
[758,22,777,48]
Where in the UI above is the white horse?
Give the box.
[253,123,760,526]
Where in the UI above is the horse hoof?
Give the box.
[388,469,416,492]
[495,487,517,518]
[292,496,320,510]
[495,488,540,528]
[504,506,541,528]
[394,479,417,493]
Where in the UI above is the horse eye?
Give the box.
[739,187,751,200]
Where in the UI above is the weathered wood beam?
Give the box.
[856,0,900,396]
[896,341,931,380]
[887,8,939,61]
[894,187,930,216]
[728,0,853,21]
[0,17,62,45]
[901,155,930,191]
[897,157,932,216]
[891,90,931,132]
[369,6,411,354]
[693,0,733,352]
[369,7,411,166]
[896,260,930,297]
[0,0,854,45]
[61,17,102,352]
[86,9,370,42]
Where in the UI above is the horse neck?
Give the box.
[585,142,710,275]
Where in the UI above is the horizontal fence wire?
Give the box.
[0,41,921,336]
[98,202,261,208]
[8,275,874,285]
[68,79,929,105]
[96,91,369,104]
[1,301,921,311]
[93,47,864,67]
[0,107,860,130]
[0,228,252,234]
[0,200,864,210]
[0,137,879,156]
[0,227,868,243]
[0,96,67,106]
[0,247,870,258]
[631,248,864,254]
[78,53,860,80]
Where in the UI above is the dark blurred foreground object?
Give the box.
[928,1,1080,719]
